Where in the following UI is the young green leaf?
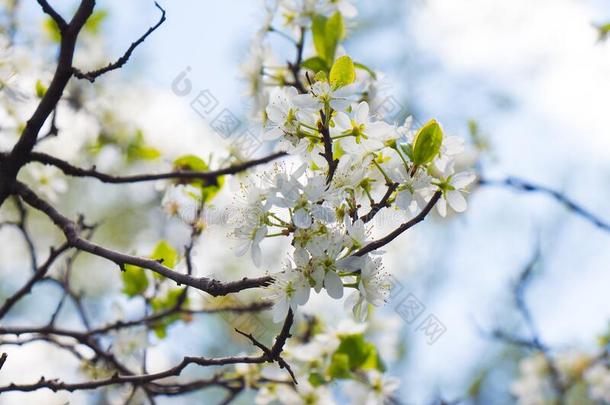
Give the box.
[399,143,414,161]
[173,154,208,172]
[412,119,443,165]
[312,14,329,61]
[308,373,326,387]
[152,240,178,269]
[327,353,352,379]
[311,12,345,63]
[330,55,356,89]
[173,154,224,202]
[84,10,109,35]
[150,288,187,338]
[42,18,61,42]
[335,334,374,369]
[324,12,344,62]
[354,61,377,79]
[127,130,161,162]
[151,287,185,312]
[301,56,329,73]
[327,333,385,376]
[35,80,47,98]
[121,264,149,297]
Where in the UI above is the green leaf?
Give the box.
[84,10,108,35]
[312,15,328,61]
[333,138,346,160]
[127,130,160,162]
[399,143,413,161]
[301,57,329,73]
[361,347,385,372]
[308,373,326,387]
[327,353,351,379]
[121,264,149,297]
[313,70,328,83]
[152,323,168,339]
[335,334,372,369]
[152,240,178,269]
[354,62,377,79]
[150,288,188,339]
[173,155,208,172]
[311,12,344,63]
[412,119,443,165]
[43,18,61,42]
[173,155,224,203]
[151,288,185,312]
[35,80,47,98]
[324,12,344,62]
[331,334,385,374]
[329,55,356,89]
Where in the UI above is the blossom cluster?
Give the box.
[231,318,400,405]
[218,0,476,324]
[511,348,610,404]
[156,0,477,325]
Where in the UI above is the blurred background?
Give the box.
[2,0,610,403]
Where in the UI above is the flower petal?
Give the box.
[446,190,467,212]
[452,171,476,189]
[324,271,344,299]
[355,101,369,123]
[436,197,447,217]
[293,208,312,229]
[334,112,352,130]
[251,244,262,267]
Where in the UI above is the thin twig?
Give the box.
[479,176,610,232]
[73,2,167,82]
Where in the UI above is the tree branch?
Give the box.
[479,176,610,232]
[73,2,166,82]
[360,182,399,223]
[36,0,68,31]
[14,182,272,296]
[355,191,442,256]
[0,310,296,394]
[11,151,286,184]
[0,0,96,208]
[0,244,70,319]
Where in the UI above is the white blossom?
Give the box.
[435,171,476,217]
[584,363,610,403]
[26,165,68,202]
[346,370,400,405]
[266,269,311,322]
[161,184,199,223]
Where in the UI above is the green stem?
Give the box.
[331,133,354,140]
[372,158,392,184]
[299,122,319,132]
[269,213,290,226]
[266,232,286,238]
[393,144,411,170]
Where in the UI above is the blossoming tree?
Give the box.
[0,1,609,404]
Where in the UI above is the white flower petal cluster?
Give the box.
[241,88,474,321]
